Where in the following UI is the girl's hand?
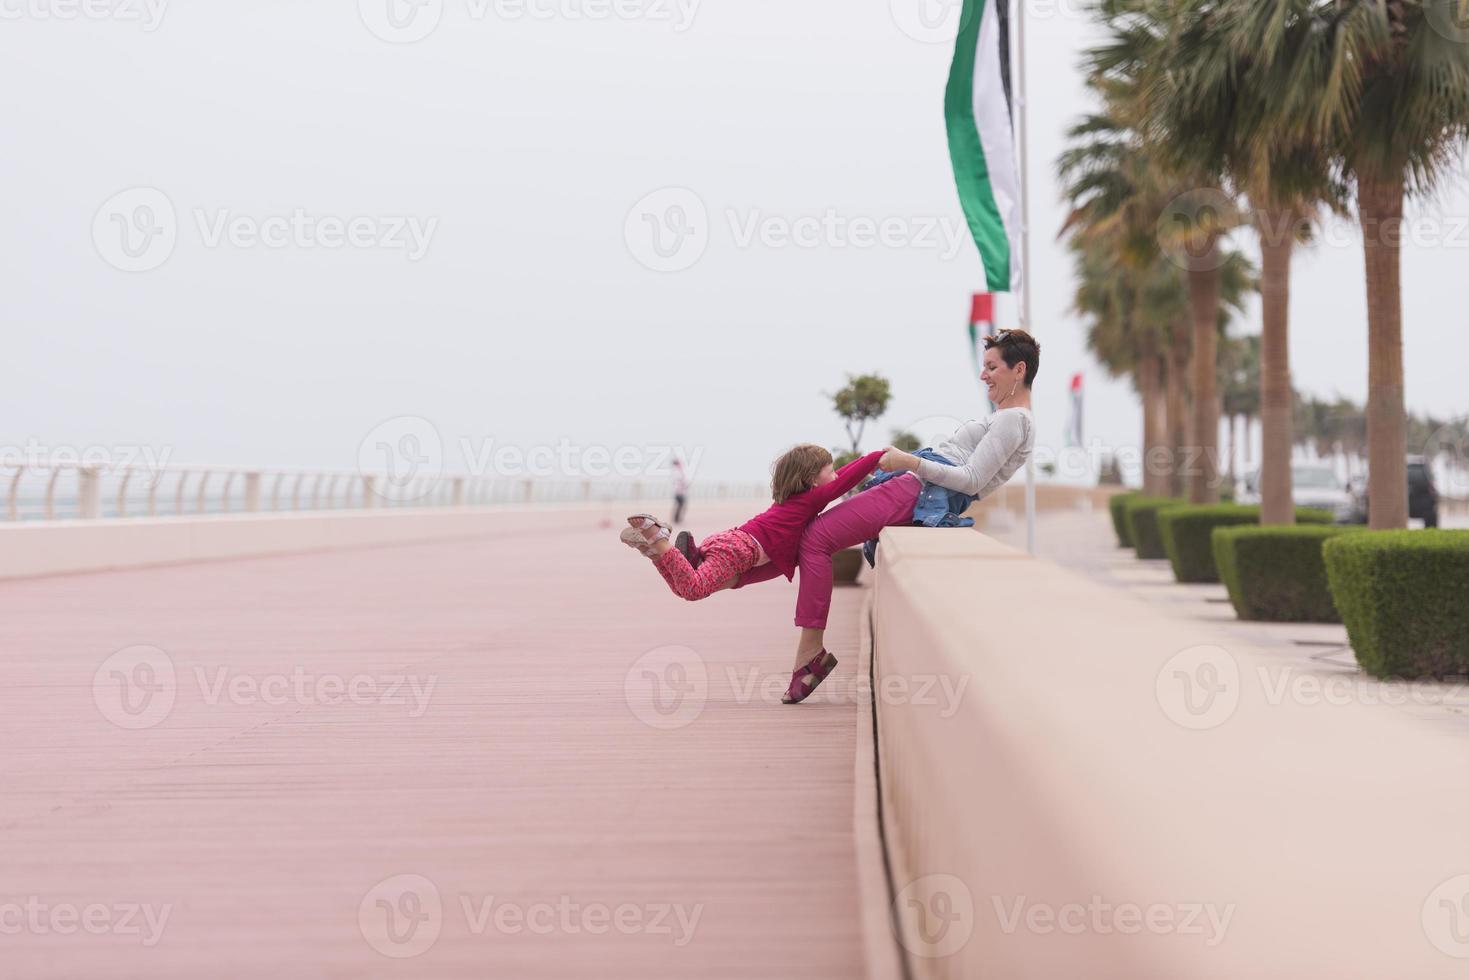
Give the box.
[879,448,918,472]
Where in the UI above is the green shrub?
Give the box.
[1323,530,1469,679]
[1213,524,1362,621]
[1123,497,1185,559]
[1108,491,1143,548]
[1159,505,1335,583]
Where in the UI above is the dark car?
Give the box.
[1344,456,1439,527]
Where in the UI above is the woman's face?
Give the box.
[813,463,837,487]
[981,348,1023,400]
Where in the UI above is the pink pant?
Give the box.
[655,529,761,601]
[795,474,920,629]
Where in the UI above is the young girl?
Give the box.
[621,444,883,703]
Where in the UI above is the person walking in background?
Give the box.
[671,457,690,525]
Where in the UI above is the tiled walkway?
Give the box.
[0,502,866,978]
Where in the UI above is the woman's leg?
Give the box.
[792,475,920,665]
[653,530,757,601]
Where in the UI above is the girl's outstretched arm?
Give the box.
[805,450,885,508]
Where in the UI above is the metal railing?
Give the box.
[2,462,765,523]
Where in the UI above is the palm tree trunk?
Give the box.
[1187,253,1222,504]
[1227,413,1238,488]
[1138,336,1167,496]
[1359,172,1408,529]
[1258,213,1296,525]
[1167,319,1190,498]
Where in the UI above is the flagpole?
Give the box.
[1015,0,1036,556]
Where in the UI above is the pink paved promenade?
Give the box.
[0,502,866,978]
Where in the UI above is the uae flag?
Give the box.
[945,0,1023,296]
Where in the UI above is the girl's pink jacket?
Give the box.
[736,450,884,581]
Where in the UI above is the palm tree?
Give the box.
[1058,94,1198,497]
[1218,0,1469,526]
[1219,332,1261,488]
[1070,237,1172,495]
[1084,3,1245,505]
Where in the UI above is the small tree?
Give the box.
[890,430,921,453]
[830,374,892,454]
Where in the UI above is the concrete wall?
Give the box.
[871,527,1469,979]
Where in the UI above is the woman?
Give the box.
[780,329,1040,703]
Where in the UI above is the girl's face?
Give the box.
[813,463,837,487]
[981,348,1024,401]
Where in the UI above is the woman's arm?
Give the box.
[913,414,1030,496]
[731,561,787,590]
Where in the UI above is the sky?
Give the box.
[4,0,1467,485]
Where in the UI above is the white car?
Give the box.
[1236,465,1354,522]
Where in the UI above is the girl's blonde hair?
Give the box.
[770,444,833,503]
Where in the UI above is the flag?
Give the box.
[945,0,1023,296]
[1066,372,1084,447]
[969,293,997,410]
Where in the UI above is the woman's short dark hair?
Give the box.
[984,329,1041,388]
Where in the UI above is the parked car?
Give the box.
[1342,456,1439,527]
[1237,464,1356,522]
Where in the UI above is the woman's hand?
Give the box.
[878,447,919,473]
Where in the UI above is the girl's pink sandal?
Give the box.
[782,649,838,705]
[620,514,672,558]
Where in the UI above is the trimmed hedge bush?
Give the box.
[1213,524,1361,621]
[1108,491,1143,548]
[1158,505,1334,583]
[1323,530,1469,679]
[1123,497,1186,559]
